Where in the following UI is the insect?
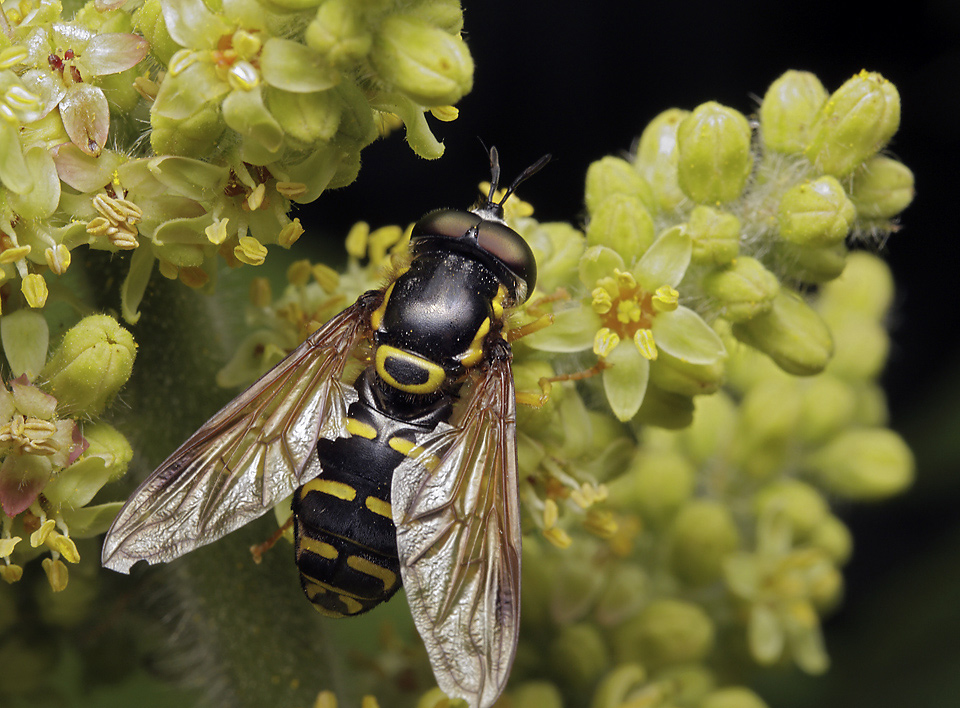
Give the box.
[101,148,551,708]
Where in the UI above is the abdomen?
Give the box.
[291,380,446,617]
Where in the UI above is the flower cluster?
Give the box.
[524,69,910,427]
[0,314,135,591]
[0,0,472,321]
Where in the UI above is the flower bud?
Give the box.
[668,500,740,585]
[150,106,225,158]
[797,374,857,444]
[759,70,827,154]
[852,382,888,427]
[613,599,715,669]
[633,108,689,211]
[687,205,740,266]
[809,514,853,567]
[510,681,563,708]
[677,102,753,204]
[849,155,915,220]
[305,0,372,65]
[702,256,779,323]
[634,385,694,430]
[41,315,136,416]
[585,156,656,215]
[595,563,649,625]
[609,449,695,529]
[804,71,900,177]
[648,351,725,398]
[818,251,894,322]
[268,89,341,146]
[585,194,655,256]
[701,687,770,708]
[679,390,737,465]
[774,241,848,284]
[548,623,609,693]
[590,664,647,708]
[805,428,913,500]
[825,316,889,381]
[753,480,828,541]
[525,221,585,292]
[369,15,473,106]
[777,176,856,247]
[731,378,802,479]
[132,0,179,66]
[732,290,833,376]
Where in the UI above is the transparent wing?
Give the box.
[102,299,372,573]
[392,354,521,708]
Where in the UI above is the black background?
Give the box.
[298,3,960,706]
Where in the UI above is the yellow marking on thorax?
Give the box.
[365,496,392,519]
[369,282,395,332]
[298,536,338,560]
[388,437,440,471]
[347,555,398,593]
[346,418,377,439]
[301,477,357,501]
[492,284,508,319]
[459,316,491,368]
[375,345,446,395]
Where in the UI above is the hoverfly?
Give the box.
[102,148,551,708]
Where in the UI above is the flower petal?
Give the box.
[634,225,692,290]
[11,378,57,418]
[0,121,33,195]
[0,310,49,379]
[83,33,150,76]
[59,501,125,537]
[370,91,443,160]
[524,307,599,353]
[0,455,52,516]
[152,62,226,121]
[52,144,123,192]
[260,38,339,92]
[749,604,785,665]
[578,245,624,286]
[602,341,650,421]
[222,87,284,154]
[9,145,60,219]
[18,69,62,120]
[652,306,726,364]
[161,0,230,49]
[59,84,110,156]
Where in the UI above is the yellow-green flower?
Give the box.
[527,227,725,421]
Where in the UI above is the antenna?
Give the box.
[483,146,552,205]
[497,151,552,206]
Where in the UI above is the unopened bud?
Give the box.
[778,176,856,247]
[732,290,833,376]
[804,70,900,177]
[41,315,136,416]
[677,102,753,204]
[760,70,827,154]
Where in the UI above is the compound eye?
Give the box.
[477,220,537,299]
[412,209,480,240]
